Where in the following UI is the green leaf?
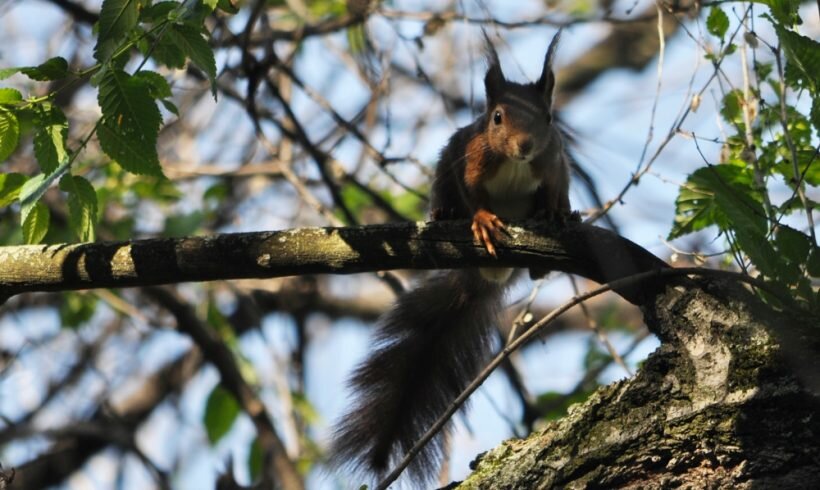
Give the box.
[60,175,98,242]
[248,438,263,482]
[19,169,71,220]
[27,57,69,81]
[807,247,820,277]
[713,182,767,238]
[149,33,188,69]
[775,225,811,265]
[777,149,819,188]
[60,292,99,328]
[0,173,26,207]
[759,0,802,26]
[97,70,163,176]
[168,23,217,97]
[217,0,239,14]
[163,211,203,237]
[707,7,729,40]
[160,99,179,116]
[754,61,773,80]
[140,1,179,22]
[203,385,240,445]
[0,57,69,81]
[22,200,50,244]
[95,0,140,62]
[0,107,20,162]
[0,88,22,105]
[20,173,46,219]
[720,89,743,125]
[734,229,781,279]
[669,165,762,240]
[776,26,820,91]
[202,0,218,10]
[33,104,69,175]
[132,70,172,99]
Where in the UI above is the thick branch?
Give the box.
[0,221,668,304]
[459,277,820,488]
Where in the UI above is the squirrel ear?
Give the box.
[482,30,504,103]
[537,29,562,109]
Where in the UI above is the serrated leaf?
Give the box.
[22,200,50,244]
[203,385,240,445]
[759,0,802,27]
[0,173,26,207]
[60,175,98,242]
[149,33,188,69]
[140,1,179,22]
[95,0,140,62]
[0,57,69,81]
[169,23,217,98]
[776,26,820,91]
[25,57,69,81]
[669,165,761,240]
[707,7,729,39]
[734,229,780,279]
[33,105,69,175]
[0,88,22,105]
[97,70,163,176]
[0,108,20,162]
[775,226,811,265]
[713,183,767,238]
[133,70,172,99]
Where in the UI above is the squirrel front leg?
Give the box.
[463,134,508,256]
[467,177,505,256]
[472,208,506,257]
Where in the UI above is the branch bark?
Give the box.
[0,221,667,305]
[458,277,820,488]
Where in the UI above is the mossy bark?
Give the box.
[459,279,820,489]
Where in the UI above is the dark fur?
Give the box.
[329,270,505,483]
[329,30,569,485]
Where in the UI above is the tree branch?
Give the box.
[0,221,668,305]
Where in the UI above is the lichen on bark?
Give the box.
[459,278,820,489]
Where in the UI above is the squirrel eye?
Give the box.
[493,110,502,125]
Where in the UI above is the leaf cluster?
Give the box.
[670,3,820,312]
[0,0,229,244]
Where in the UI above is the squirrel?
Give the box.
[329,30,571,485]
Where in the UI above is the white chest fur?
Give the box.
[482,159,539,219]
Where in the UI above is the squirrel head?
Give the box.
[482,30,562,163]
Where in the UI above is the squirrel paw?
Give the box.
[472,209,507,257]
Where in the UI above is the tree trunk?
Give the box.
[459,278,820,488]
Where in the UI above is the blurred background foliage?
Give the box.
[0,0,817,488]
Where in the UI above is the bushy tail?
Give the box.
[330,269,506,484]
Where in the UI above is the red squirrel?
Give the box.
[330,31,571,484]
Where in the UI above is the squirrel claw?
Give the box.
[472,209,506,257]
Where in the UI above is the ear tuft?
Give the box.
[537,28,563,109]
[482,30,505,104]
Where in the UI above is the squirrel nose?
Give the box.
[519,138,533,157]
